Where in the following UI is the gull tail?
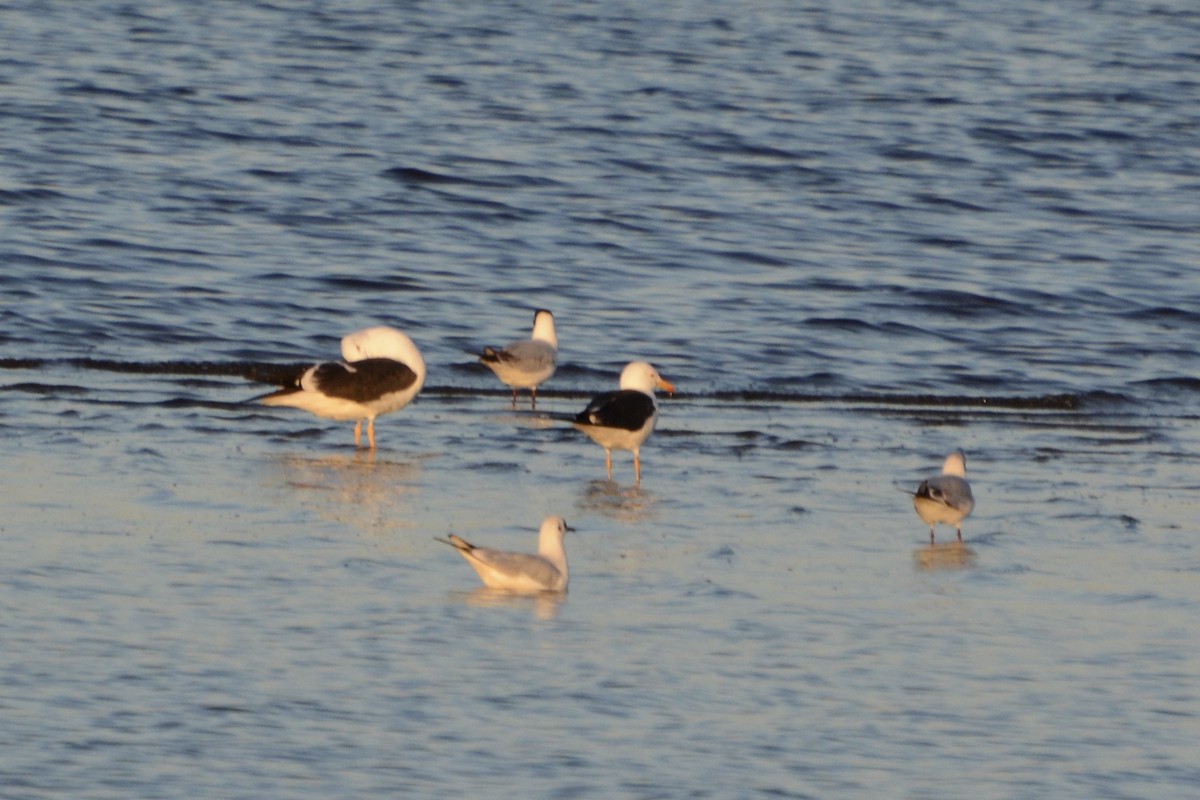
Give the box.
[253,386,303,405]
[434,534,474,552]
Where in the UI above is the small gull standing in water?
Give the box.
[573,361,674,483]
[258,326,426,449]
[436,515,574,593]
[911,449,975,543]
[479,309,558,408]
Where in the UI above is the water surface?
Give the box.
[2,1,1199,797]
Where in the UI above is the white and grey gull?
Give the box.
[479,309,558,409]
[911,449,975,544]
[436,515,574,593]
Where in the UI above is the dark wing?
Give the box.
[915,476,973,510]
[481,340,554,368]
[309,358,418,402]
[574,390,656,431]
[254,361,323,402]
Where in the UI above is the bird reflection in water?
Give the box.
[913,540,977,571]
[577,479,657,523]
[270,451,423,534]
[275,450,422,490]
[453,587,565,620]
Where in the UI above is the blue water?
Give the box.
[2,1,1199,797]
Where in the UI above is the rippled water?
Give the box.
[2,1,1199,797]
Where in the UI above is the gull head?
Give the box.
[942,449,968,478]
[540,515,575,542]
[340,326,426,375]
[619,361,676,396]
[531,309,558,348]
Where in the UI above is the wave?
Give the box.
[0,358,1124,411]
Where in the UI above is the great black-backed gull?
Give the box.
[572,361,674,483]
[258,326,425,449]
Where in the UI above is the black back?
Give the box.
[310,358,418,402]
[575,390,656,431]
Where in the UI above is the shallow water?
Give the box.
[3,0,1200,797]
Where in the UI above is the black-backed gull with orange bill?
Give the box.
[479,308,558,408]
[572,360,674,483]
[910,449,975,543]
[435,515,574,593]
[258,325,425,449]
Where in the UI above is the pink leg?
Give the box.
[353,419,363,448]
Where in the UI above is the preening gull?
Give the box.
[911,449,975,543]
[573,361,674,483]
[436,515,574,593]
[258,326,425,449]
[480,309,558,408]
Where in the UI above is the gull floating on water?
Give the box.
[258,326,426,449]
[911,449,975,544]
[480,309,558,408]
[436,515,574,593]
[573,361,674,483]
